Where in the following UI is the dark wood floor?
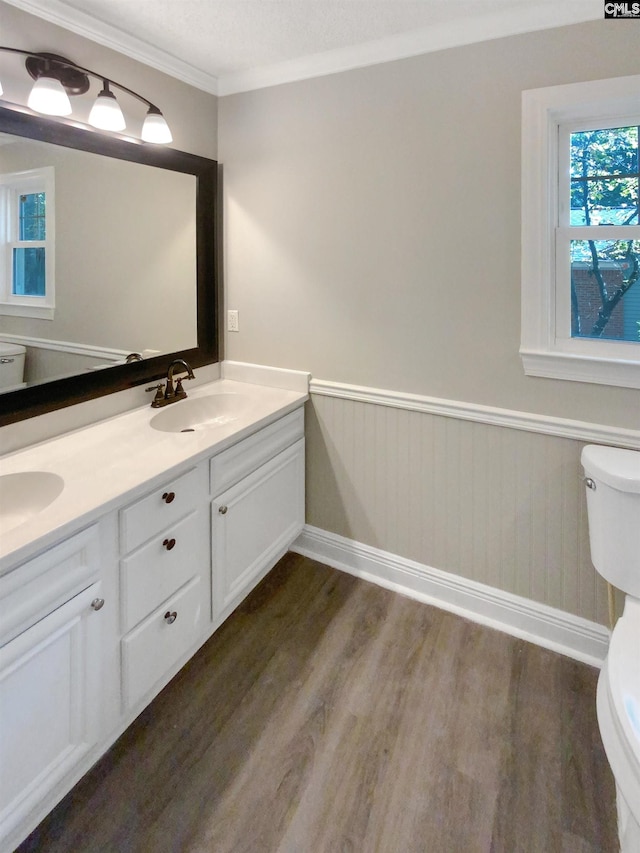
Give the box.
[17,553,617,853]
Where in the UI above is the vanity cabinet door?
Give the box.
[212,439,304,617]
[0,582,104,847]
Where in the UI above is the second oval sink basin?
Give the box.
[0,471,65,534]
[150,394,251,433]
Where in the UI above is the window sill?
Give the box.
[0,303,54,320]
[520,349,640,389]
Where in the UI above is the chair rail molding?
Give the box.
[309,378,640,449]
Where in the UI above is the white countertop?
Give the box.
[0,378,307,573]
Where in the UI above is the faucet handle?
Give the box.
[145,383,165,406]
[174,377,190,398]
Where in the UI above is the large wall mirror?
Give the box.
[0,105,219,427]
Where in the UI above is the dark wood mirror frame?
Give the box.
[0,105,220,428]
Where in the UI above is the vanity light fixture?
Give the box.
[88,80,126,131]
[0,46,172,143]
[141,105,173,144]
[27,74,72,115]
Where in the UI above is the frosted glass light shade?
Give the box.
[88,87,126,131]
[141,108,172,144]
[27,76,72,116]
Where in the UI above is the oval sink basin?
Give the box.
[0,471,64,534]
[150,394,251,433]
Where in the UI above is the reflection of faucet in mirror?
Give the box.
[146,359,195,408]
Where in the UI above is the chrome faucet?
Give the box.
[146,359,195,408]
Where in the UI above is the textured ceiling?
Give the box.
[4,0,603,93]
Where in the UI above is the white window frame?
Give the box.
[521,75,640,389]
[0,166,55,320]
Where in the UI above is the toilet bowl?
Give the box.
[0,342,26,391]
[582,444,640,853]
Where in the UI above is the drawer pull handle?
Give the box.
[162,491,176,504]
[91,598,105,611]
[164,611,178,624]
[218,505,228,515]
[163,538,177,551]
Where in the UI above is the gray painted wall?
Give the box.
[219,21,639,429]
[219,21,639,623]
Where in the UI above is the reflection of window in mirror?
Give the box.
[0,166,55,319]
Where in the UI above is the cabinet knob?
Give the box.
[162,491,176,504]
[162,538,177,551]
[164,611,178,624]
[218,505,228,515]
[91,598,105,611]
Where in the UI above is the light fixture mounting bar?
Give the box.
[0,46,160,112]
[25,52,90,95]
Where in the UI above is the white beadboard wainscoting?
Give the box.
[295,380,640,666]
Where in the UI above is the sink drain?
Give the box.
[180,428,195,433]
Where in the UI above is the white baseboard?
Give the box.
[292,525,610,668]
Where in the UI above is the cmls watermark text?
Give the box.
[604,2,640,17]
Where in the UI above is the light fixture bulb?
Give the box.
[88,83,126,131]
[141,107,172,144]
[0,78,3,97]
[27,75,72,116]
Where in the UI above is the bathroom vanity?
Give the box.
[0,374,307,852]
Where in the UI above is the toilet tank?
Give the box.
[581,445,640,598]
[0,342,26,390]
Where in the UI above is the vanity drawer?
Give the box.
[120,511,202,632]
[210,407,304,495]
[121,576,203,709]
[120,467,199,553]
[0,526,100,647]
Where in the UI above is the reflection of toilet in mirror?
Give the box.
[581,445,640,853]
[0,342,26,391]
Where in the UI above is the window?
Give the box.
[521,75,640,388]
[0,166,55,319]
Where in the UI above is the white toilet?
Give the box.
[582,444,640,853]
[0,342,26,391]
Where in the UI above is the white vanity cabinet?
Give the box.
[0,527,105,847]
[0,391,306,852]
[210,409,305,618]
[119,464,210,710]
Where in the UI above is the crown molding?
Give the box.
[217,3,603,95]
[4,0,602,97]
[1,0,220,95]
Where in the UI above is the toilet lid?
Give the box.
[581,444,640,494]
[0,341,26,357]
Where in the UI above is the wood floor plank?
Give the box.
[491,643,564,853]
[15,554,618,853]
[278,591,442,852]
